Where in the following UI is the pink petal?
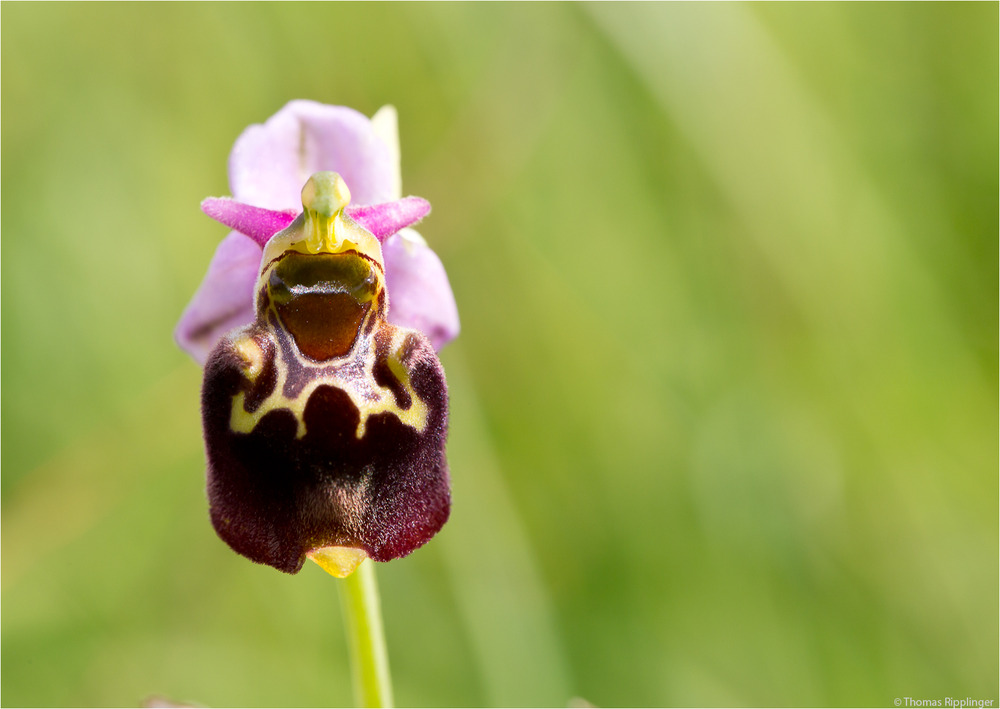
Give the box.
[175,232,263,364]
[202,195,431,247]
[229,101,396,210]
[383,229,460,351]
[348,197,431,242]
[201,198,297,247]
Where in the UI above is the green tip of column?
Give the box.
[302,171,351,217]
[302,172,351,253]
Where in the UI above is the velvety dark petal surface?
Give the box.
[202,325,450,573]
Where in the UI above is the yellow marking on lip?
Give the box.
[228,330,428,440]
[353,349,427,439]
[233,336,264,382]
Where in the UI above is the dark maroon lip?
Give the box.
[201,307,450,573]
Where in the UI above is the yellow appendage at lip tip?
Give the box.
[308,546,369,578]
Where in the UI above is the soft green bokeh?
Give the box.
[2,3,996,707]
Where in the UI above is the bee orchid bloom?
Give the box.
[175,103,457,576]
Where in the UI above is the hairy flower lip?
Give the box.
[201,175,452,572]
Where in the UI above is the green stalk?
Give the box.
[338,558,394,708]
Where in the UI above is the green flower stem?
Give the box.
[338,558,394,708]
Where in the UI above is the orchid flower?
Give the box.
[175,102,457,578]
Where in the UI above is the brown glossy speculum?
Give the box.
[268,252,379,361]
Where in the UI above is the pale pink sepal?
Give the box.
[229,101,396,209]
[174,232,263,365]
[383,229,460,350]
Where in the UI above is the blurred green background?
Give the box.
[2,3,997,707]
